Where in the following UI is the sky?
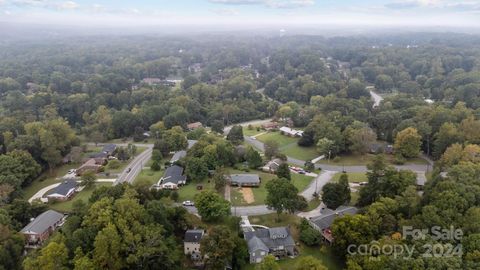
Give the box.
[1,0,480,28]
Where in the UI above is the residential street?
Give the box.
[300,170,337,201]
[114,145,153,185]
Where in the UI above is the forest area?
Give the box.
[1,32,480,269]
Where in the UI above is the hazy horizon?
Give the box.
[1,0,480,29]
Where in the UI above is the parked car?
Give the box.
[182,200,194,206]
[126,168,131,173]
[67,169,76,174]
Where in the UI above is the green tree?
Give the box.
[346,79,368,99]
[322,173,351,209]
[194,190,231,222]
[227,125,244,144]
[265,178,301,220]
[150,160,161,171]
[295,256,327,270]
[299,219,322,246]
[213,167,227,192]
[185,157,209,181]
[331,214,377,257]
[264,139,279,159]
[394,127,422,158]
[245,147,262,169]
[276,163,291,180]
[80,170,97,189]
[201,226,235,270]
[256,255,279,270]
[348,127,377,155]
[93,223,123,270]
[316,138,335,156]
[24,241,69,270]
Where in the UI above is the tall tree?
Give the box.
[394,127,422,158]
[194,190,231,222]
[201,226,235,270]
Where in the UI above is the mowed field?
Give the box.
[256,132,319,161]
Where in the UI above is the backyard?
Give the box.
[230,169,314,206]
[49,182,112,212]
[256,132,319,161]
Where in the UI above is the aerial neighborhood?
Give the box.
[1,26,479,270]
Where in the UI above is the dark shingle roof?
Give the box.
[170,151,187,163]
[47,180,77,196]
[244,227,295,253]
[184,229,204,243]
[230,174,260,185]
[162,165,186,184]
[310,206,358,230]
[20,210,64,234]
[102,144,117,154]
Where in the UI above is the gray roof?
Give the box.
[184,229,204,243]
[89,152,108,159]
[101,144,116,154]
[187,140,198,150]
[244,227,295,253]
[248,236,269,252]
[170,150,186,163]
[20,210,64,234]
[47,180,77,196]
[162,165,186,184]
[310,206,358,230]
[230,174,260,184]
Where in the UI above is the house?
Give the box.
[244,227,296,263]
[262,158,283,173]
[184,229,205,260]
[142,78,163,85]
[20,210,65,248]
[187,122,203,130]
[101,144,117,155]
[46,180,77,202]
[189,63,203,73]
[76,158,103,176]
[279,126,303,137]
[261,122,279,130]
[170,150,187,164]
[309,206,358,243]
[229,174,260,187]
[153,165,187,190]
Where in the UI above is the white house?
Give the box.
[279,127,303,137]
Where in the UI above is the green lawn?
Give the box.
[256,131,319,161]
[257,131,298,146]
[243,126,264,136]
[177,178,216,202]
[49,183,111,212]
[134,167,165,186]
[23,163,79,200]
[318,153,429,166]
[306,198,321,211]
[331,172,368,183]
[230,170,314,206]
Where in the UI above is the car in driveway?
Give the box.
[182,200,194,206]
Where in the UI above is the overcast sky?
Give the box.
[1,0,480,28]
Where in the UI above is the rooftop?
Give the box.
[244,227,295,252]
[310,206,358,230]
[230,174,260,184]
[47,180,77,197]
[161,165,186,185]
[184,229,205,243]
[20,210,64,234]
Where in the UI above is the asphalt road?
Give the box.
[114,145,153,185]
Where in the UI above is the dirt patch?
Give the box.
[239,187,255,204]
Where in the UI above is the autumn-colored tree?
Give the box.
[394,127,422,158]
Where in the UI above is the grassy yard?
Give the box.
[318,153,429,166]
[23,163,79,200]
[229,170,314,206]
[177,178,216,202]
[256,131,319,161]
[331,172,368,183]
[243,126,265,137]
[134,167,165,186]
[49,182,111,212]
